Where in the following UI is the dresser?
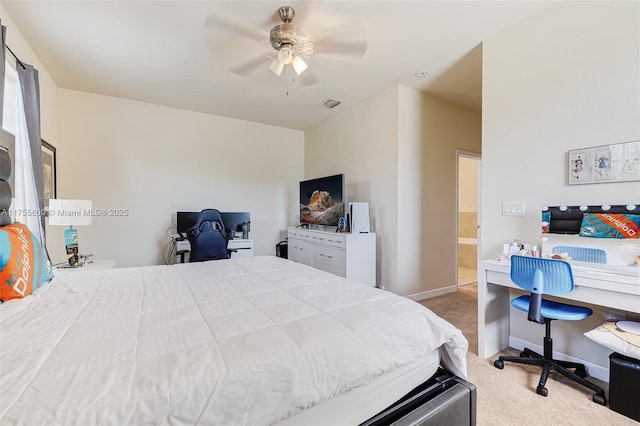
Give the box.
[287,227,376,286]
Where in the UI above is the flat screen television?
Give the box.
[299,173,345,226]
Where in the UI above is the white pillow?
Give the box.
[584,321,640,360]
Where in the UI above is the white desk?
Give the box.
[478,259,640,360]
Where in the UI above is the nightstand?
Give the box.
[55,259,116,271]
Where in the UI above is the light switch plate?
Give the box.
[502,202,526,216]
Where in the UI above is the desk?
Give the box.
[176,239,253,263]
[478,259,640,361]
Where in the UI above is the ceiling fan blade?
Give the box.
[296,68,319,87]
[204,13,265,43]
[229,55,270,76]
[313,39,368,58]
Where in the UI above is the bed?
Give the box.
[0,256,470,425]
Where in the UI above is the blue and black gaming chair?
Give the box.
[186,209,230,262]
[493,255,606,405]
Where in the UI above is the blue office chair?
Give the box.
[493,255,606,405]
[552,246,607,264]
[186,209,230,262]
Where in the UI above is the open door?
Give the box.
[456,151,481,288]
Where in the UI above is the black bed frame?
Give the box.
[360,368,477,426]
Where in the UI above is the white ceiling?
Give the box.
[3,1,554,130]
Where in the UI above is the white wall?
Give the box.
[416,94,481,295]
[54,89,304,267]
[305,86,400,289]
[482,0,640,261]
[305,85,481,296]
[482,1,640,367]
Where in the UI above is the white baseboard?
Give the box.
[509,336,609,382]
[406,285,458,302]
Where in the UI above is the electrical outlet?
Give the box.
[607,310,627,322]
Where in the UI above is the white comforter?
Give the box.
[0,256,467,425]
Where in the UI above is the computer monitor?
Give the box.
[220,212,250,238]
[176,211,200,236]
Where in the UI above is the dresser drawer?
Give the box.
[313,245,346,274]
[289,239,313,266]
[320,234,346,249]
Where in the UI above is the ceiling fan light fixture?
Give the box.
[291,56,308,75]
[278,46,293,64]
[269,58,284,76]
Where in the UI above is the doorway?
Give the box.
[456,151,481,289]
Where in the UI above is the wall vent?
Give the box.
[322,99,341,109]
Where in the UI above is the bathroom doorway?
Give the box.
[456,151,481,289]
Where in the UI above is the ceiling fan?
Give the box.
[205,5,368,86]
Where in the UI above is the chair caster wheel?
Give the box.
[576,366,588,378]
[536,385,548,397]
[593,394,606,405]
[494,360,504,369]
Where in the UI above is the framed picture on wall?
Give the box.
[568,140,640,185]
[41,140,57,202]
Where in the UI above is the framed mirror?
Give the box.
[541,204,639,276]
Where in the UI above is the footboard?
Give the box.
[360,368,477,426]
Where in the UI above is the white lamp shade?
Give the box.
[49,199,93,226]
[291,56,308,75]
[269,58,284,76]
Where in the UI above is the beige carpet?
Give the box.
[420,284,637,426]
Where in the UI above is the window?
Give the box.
[2,60,19,135]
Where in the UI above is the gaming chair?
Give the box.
[186,209,230,262]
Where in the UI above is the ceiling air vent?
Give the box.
[322,99,341,109]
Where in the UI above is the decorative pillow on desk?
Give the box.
[579,213,640,239]
[0,222,52,302]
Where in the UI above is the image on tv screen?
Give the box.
[299,174,344,226]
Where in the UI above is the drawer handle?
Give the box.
[328,239,342,244]
[320,253,332,259]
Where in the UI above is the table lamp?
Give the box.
[48,199,92,267]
